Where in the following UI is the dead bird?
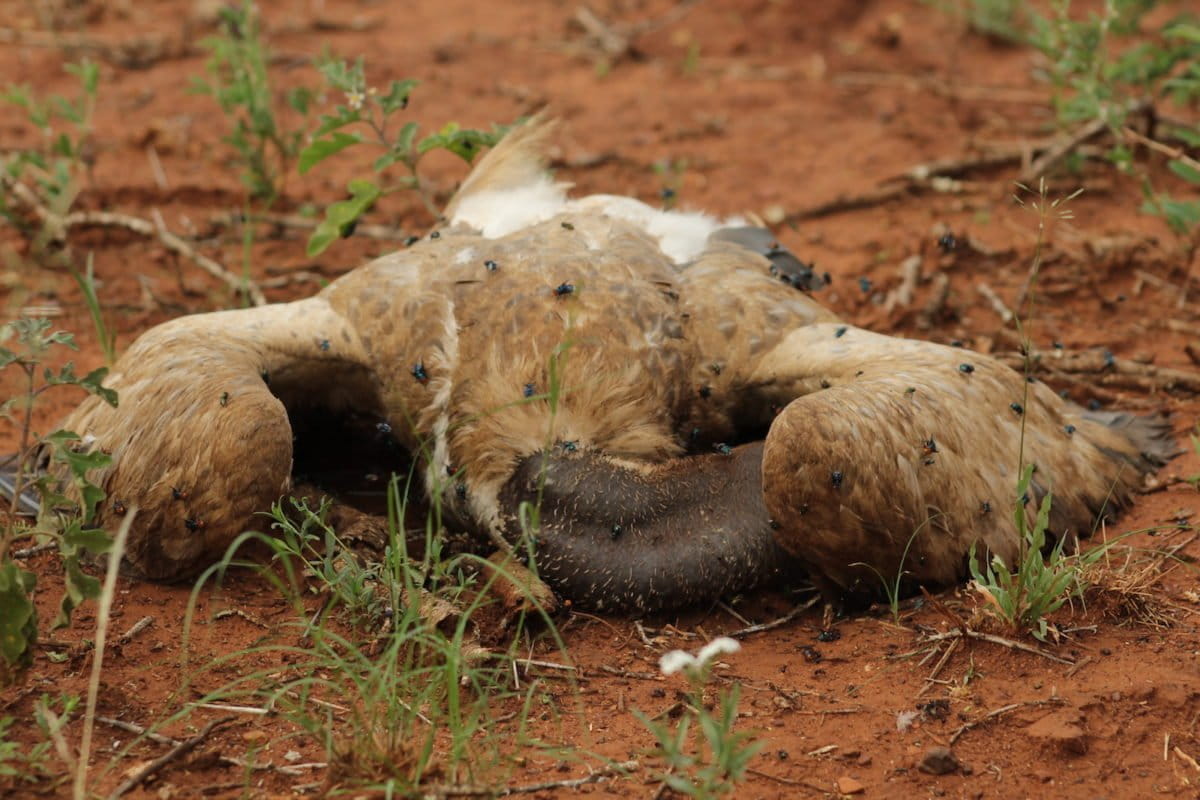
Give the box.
[49,117,1176,612]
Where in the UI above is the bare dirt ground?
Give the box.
[2,0,1200,797]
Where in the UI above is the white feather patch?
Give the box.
[449,180,569,239]
[450,183,742,265]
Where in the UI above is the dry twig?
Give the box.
[106,715,236,800]
[920,628,1075,665]
[728,594,821,638]
[949,702,1021,745]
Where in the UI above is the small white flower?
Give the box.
[659,649,697,676]
[346,89,365,110]
[659,636,742,677]
[696,636,740,665]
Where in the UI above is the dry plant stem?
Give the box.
[591,664,662,681]
[920,628,1074,665]
[786,182,916,222]
[1064,655,1093,678]
[105,715,236,800]
[977,283,1014,323]
[1175,747,1200,773]
[74,511,136,800]
[38,703,78,773]
[1017,117,1110,185]
[11,541,56,558]
[717,599,752,626]
[1121,126,1200,174]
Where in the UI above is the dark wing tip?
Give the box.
[709,226,827,292]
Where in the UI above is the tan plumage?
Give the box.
[54,117,1174,609]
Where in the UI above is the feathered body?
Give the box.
[55,118,1173,611]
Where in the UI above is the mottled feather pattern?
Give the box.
[46,116,1175,609]
[757,324,1155,595]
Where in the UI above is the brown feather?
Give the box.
[46,121,1176,610]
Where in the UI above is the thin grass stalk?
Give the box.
[73,509,135,800]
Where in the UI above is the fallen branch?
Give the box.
[998,348,1200,395]
[65,210,266,305]
[106,715,236,800]
[0,167,265,305]
[95,716,323,776]
[1018,117,1110,185]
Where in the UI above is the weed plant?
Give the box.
[636,637,761,799]
[193,2,314,205]
[299,57,508,255]
[171,475,575,794]
[0,59,98,263]
[0,319,117,687]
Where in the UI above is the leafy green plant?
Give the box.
[851,519,934,624]
[193,2,314,204]
[299,57,509,256]
[931,1,1200,237]
[0,694,78,789]
[0,318,117,686]
[967,465,1110,641]
[0,58,98,261]
[635,637,762,798]
[1028,1,1200,236]
[927,0,1029,43]
[174,475,569,792]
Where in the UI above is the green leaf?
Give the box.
[62,526,113,557]
[0,562,37,679]
[316,57,364,94]
[298,131,362,175]
[389,120,420,163]
[417,124,504,164]
[378,79,418,115]
[1168,158,1200,185]
[55,556,100,630]
[79,366,118,408]
[311,107,363,139]
[65,58,99,97]
[286,86,314,115]
[306,179,381,257]
[1164,21,1200,44]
